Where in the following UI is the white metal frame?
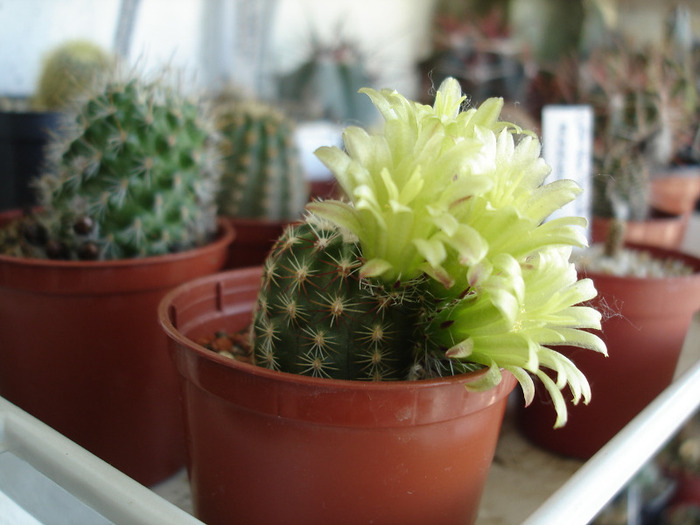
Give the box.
[0,397,202,525]
[524,359,700,524]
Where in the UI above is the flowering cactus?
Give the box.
[303,78,607,427]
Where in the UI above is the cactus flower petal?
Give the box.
[359,258,394,279]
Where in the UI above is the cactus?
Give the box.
[249,77,607,428]
[34,40,114,111]
[214,99,308,221]
[592,141,650,221]
[12,73,221,260]
[251,219,426,380]
[276,30,376,125]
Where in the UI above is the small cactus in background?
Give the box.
[214,98,309,221]
[593,141,650,221]
[276,24,376,126]
[252,219,428,380]
[33,39,114,111]
[4,72,221,260]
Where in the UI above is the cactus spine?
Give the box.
[20,73,221,260]
[34,40,114,111]
[214,99,308,221]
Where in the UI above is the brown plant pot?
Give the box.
[158,267,517,525]
[651,166,700,216]
[591,209,689,251]
[516,244,700,459]
[0,210,235,486]
[221,217,289,269]
[221,177,343,270]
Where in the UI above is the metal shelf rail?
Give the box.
[523,359,700,524]
[0,396,203,525]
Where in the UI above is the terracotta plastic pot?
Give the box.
[591,209,689,250]
[0,211,235,486]
[222,217,289,269]
[651,167,700,216]
[159,267,517,525]
[516,244,700,459]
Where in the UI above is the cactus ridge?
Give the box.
[252,220,428,381]
[215,101,309,221]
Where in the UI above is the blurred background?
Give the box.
[1,0,697,115]
[3,0,698,188]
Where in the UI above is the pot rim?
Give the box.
[159,268,518,427]
[158,267,517,394]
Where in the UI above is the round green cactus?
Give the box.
[214,99,309,221]
[34,40,114,111]
[252,219,427,380]
[26,73,221,260]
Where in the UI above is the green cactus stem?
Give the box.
[214,99,309,221]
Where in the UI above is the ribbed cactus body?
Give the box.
[251,220,425,380]
[215,101,308,221]
[31,76,220,260]
[34,40,113,111]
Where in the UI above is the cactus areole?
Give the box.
[252,77,608,428]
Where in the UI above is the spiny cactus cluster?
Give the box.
[3,73,221,260]
[34,40,114,111]
[249,77,607,428]
[214,98,308,221]
[252,219,425,380]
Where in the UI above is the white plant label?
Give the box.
[541,105,594,239]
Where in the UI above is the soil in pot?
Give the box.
[516,243,700,459]
[159,267,517,525]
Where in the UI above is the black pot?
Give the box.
[0,109,60,211]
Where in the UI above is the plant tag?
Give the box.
[541,105,594,238]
